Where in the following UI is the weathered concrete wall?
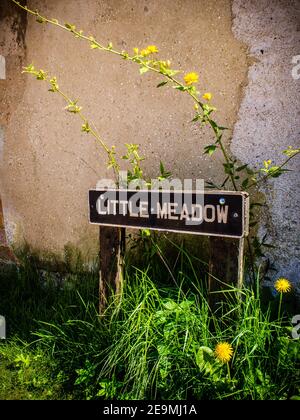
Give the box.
[0,0,299,284]
[232,0,300,284]
[0,0,248,258]
[0,0,27,262]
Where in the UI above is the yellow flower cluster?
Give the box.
[203,92,212,101]
[215,342,233,364]
[184,72,199,85]
[137,45,159,57]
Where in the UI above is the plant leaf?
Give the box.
[157,81,168,88]
[204,144,217,156]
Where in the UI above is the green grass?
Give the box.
[0,260,99,339]
[0,245,299,400]
[0,340,70,400]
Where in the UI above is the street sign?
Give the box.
[89,189,249,239]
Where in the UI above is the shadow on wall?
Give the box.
[0,0,28,46]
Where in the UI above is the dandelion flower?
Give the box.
[184,72,199,85]
[275,278,292,293]
[215,342,233,364]
[203,92,212,101]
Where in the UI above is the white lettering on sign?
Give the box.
[168,203,178,220]
[180,203,190,221]
[217,205,228,223]
[157,202,168,219]
[191,204,202,222]
[96,195,229,224]
[140,201,149,218]
[204,205,215,222]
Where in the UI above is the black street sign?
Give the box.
[89,189,249,238]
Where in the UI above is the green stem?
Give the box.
[57,89,120,179]
[247,151,300,190]
[246,236,256,284]
[278,292,283,321]
[55,88,111,154]
[227,362,231,381]
[209,122,238,191]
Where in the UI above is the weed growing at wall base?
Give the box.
[0,254,299,400]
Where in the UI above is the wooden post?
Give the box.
[208,237,240,311]
[99,226,125,313]
[208,191,248,311]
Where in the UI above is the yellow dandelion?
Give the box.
[184,72,199,85]
[146,45,158,54]
[275,278,292,293]
[133,47,139,55]
[203,92,212,101]
[215,342,233,364]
